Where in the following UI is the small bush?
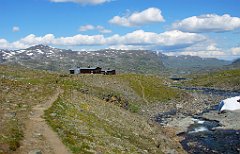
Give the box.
[128,103,140,113]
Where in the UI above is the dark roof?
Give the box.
[102,69,115,72]
[69,67,101,70]
[80,67,101,70]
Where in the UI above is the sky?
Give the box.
[1,0,240,60]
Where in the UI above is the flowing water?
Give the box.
[157,86,240,153]
[180,122,240,154]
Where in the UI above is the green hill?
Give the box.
[185,69,240,91]
[0,65,185,153]
[230,58,240,68]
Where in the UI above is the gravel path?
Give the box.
[14,88,71,154]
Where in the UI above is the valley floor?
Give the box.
[1,65,240,154]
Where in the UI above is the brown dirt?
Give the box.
[13,88,71,154]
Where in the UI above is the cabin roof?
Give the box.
[69,67,101,70]
[102,69,115,72]
[80,67,101,70]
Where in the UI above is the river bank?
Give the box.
[145,86,240,153]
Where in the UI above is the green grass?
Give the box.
[58,74,185,114]
[128,103,141,113]
[0,65,56,152]
[185,69,240,90]
[45,90,164,153]
[119,74,183,103]
[0,65,185,153]
[0,119,23,151]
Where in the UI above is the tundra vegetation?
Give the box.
[185,69,240,91]
[1,64,240,153]
[0,65,185,153]
[0,65,57,152]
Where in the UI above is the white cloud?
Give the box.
[49,0,111,5]
[109,44,147,50]
[106,30,206,48]
[0,38,28,49]
[231,47,240,55]
[20,34,55,45]
[0,39,11,48]
[12,26,20,32]
[109,7,164,27]
[79,25,112,33]
[53,34,106,45]
[164,43,232,60]
[173,14,240,33]
[79,25,95,32]
[2,31,239,60]
[169,50,226,58]
[96,26,112,33]
[0,30,206,50]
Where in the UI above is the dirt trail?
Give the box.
[138,80,150,104]
[14,88,71,154]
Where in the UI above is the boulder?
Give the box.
[28,149,42,154]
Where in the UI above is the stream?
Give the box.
[156,86,240,154]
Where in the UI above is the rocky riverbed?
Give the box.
[151,87,240,154]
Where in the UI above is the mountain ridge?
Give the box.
[231,58,240,67]
[0,44,230,74]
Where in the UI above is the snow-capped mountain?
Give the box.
[1,45,56,61]
[0,44,229,73]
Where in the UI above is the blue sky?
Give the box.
[1,0,240,60]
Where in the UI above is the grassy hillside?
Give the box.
[185,69,240,90]
[45,90,167,153]
[0,65,185,153]
[0,65,57,152]
[228,58,240,69]
[119,74,181,103]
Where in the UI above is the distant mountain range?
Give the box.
[160,54,231,74]
[0,44,232,74]
[231,58,240,68]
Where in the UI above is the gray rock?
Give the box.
[4,112,16,118]
[22,104,28,108]
[33,132,42,138]
[50,112,57,117]
[28,149,42,154]
[202,110,240,130]
[166,116,194,134]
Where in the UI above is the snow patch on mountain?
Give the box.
[26,53,34,56]
[16,50,26,54]
[36,49,44,54]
